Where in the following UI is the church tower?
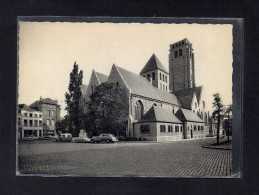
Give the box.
[140,54,169,92]
[169,38,196,92]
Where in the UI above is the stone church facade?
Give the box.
[82,38,209,141]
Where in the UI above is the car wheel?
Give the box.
[91,139,95,143]
[106,139,110,143]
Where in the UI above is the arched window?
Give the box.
[163,74,164,81]
[174,51,178,58]
[203,101,205,108]
[160,83,162,89]
[201,112,203,120]
[179,49,182,56]
[152,72,155,80]
[116,82,119,88]
[166,86,167,91]
[160,73,162,80]
[165,76,167,82]
[135,100,144,121]
[195,102,197,109]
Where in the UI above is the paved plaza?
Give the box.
[18,138,232,177]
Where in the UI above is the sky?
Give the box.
[18,22,233,117]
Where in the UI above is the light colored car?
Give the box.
[55,133,72,142]
[90,133,118,143]
[23,135,38,141]
[74,136,91,143]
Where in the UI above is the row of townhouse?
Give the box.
[18,97,60,139]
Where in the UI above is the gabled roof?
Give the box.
[30,98,59,108]
[175,108,203,123]
[176,95,193,109]
[95,72,108,84]
[29,100,40,108]
[19,104,38,112]
[138,106,182,123]
[81,84,88,95]
[115,65,181,106]
[173,86,202,107]
[140,54,168,74]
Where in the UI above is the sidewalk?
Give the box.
[202,139,232,150]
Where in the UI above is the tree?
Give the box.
[223,104,232,142]
[65,62,83,136]
[85,82,128,137]
[211,93,225,145]
[56,115,70,135]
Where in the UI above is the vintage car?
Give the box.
[55,133,72,142]
[23,135,38,141]
[74,136,91,143]
[90,133,118,143]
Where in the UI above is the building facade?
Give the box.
[30,97,61,136]
[83,38,209,142]
[18,104,43,139]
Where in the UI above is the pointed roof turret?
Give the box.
[140,54,168,74]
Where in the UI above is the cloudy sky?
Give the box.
[19,22,233,117]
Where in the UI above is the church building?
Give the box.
[82,38,209,141]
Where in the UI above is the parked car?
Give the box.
[55,133,72,142]
[74,136,91,143]
[23,135,38,141]
[90,133,118,143]
[44,132,55,139]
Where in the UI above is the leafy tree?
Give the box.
[85,82,128,137]
[56,115,70,135]
[211,93,225,145]
[65,62,83,136]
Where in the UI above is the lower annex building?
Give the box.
[82,38,209,141]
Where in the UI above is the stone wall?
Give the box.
[156,122,183,141]
[134,122,184,142]
[184,121,206,139]
[133,122,157,141]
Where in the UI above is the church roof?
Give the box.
[175,108,203,123]
[116,65,181,106]
[140,54,168,74]
[95,72,108,84]
[173,86,202,107]
[81,84,88,96]
[138,106,182,123]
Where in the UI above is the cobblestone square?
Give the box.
[18,137,232,177]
